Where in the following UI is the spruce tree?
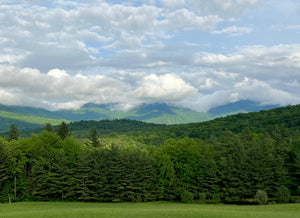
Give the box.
[44,123,54,133]
[49,150,76,200]
[57,122,70,140]
[7,124,19,141]
[85,127,101,147]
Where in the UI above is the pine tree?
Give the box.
[75,150,96,201]
[28,161,51,201]
[7,124,19,141]
[0,140,9,202]
[44,123,54,133]
[57,122,70,140]
[49,150,76,200]
[85,127,101,147]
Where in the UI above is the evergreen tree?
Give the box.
[44,123,54,133]
[28,160,51,201]
[85,127,101,147]
[7,124,19,141]
[0,139,9,202]
[75,150,97,201]
[57,122,70,140]
[49,150,76,200]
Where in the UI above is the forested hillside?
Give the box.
[0,104,299,204]
[0,101,278,131]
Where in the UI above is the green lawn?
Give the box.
[0,202,299,218]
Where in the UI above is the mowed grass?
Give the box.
[0,202,299,218]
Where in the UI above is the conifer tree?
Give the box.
[7,124,19,141]
[85,127,101,147]
[57,122,70,140]
[49,150,76,200]
[44,123,54,133]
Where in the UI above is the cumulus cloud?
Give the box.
[0,1,228,72]
[0,62,299,112]
[0,66,133,110]
[0,66,200,110]
[134,74,198,101]
[0,0,300,112]
[186,79,300,112]
[196,44,300,78]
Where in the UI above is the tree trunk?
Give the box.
[8,194,11,204]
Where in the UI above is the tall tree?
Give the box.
[7,124,19,141]
[85,127,101,147]
[44,123,54,133]
[57,122,70,140]
[0,138,9,202]
[49,150,76,200]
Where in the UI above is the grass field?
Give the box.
[0,202,299,218]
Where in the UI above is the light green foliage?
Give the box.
[181,190,194,203]
[255,190,268,205]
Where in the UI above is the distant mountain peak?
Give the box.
[208,100,279,116]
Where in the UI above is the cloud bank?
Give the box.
[0,0,300,111]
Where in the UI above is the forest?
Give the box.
[0,105,299,204]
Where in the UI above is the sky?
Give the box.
[0,0,300,112]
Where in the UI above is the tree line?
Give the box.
[0,119,299,204]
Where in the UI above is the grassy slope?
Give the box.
[0,111,66,132]
[144,108,212,124]
[0,202,299,218]
[0,111,65,125]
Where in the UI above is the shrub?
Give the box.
[254,190,268,205]
[181,191,194,203]
[198,192,206,203]
[277,186,290,203]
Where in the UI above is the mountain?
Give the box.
[208,100,280,116]
[0,101,280,132]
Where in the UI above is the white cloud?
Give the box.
[0,1,300,113]
[212,26,253,36]
[196,44,300,77]
[186,79,300,112]
[134,74,198,101]
[160,0,186,8]
[159,9,222,31]
[184,0,261,17]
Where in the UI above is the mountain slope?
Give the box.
[0,101,280,131]
[208,100,280,116]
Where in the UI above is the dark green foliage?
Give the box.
[0,104,299,203]
[181,191,194,203]
[254,190,268,205]
[198,192,206,202]
[49,150,76,200]
[57,122,70,140]
[85,127,101,147]
[0,139,9,202]
[75,150,97,202]
[277,186,290,203]
[44,123,54,133]
[7,124,19,141]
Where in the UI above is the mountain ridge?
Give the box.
[0,100,280,132]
